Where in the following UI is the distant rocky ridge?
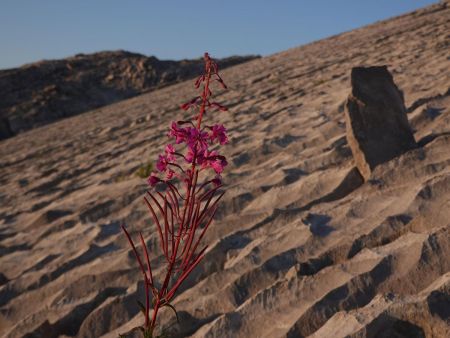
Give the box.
[0,51,258,139]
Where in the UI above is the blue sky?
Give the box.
[0,0,438,69]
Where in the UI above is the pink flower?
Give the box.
[185,147,195,163]
[200,150,227,174]
[168,122,187,144]
[156,154,168,172]
[147,172,160,186]
[165,169,175,180]
[186,127,209,153]
[185,145,209,166]
[165,144,176,162]
[211,156,227,174]
[210,124,228,145]
[200,149,218,169]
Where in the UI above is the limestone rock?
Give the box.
[345,66,417,180]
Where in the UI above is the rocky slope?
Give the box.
[0,51,257,139]
[0,1,449,337]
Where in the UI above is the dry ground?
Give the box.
[0,2,449,337]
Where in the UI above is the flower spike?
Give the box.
[121,52,229,337]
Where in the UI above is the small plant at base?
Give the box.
[121,52,229,337]
[135,161,154,179]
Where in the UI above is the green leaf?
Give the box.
[143,329,153,338]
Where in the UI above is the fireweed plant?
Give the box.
[121,53,229,338]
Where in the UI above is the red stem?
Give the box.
[150,298,160,333]
[179,201,201,264]
[158,168,194,299]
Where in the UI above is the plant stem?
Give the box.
[197,59,212,129]
[150,299,160,334]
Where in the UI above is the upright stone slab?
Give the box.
[345,66,417,180]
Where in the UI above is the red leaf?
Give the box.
[180,96,201,110]
[194,75,204,88]
[210,102,228,111]
[216,75,227,89]
[180,102,190,111]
